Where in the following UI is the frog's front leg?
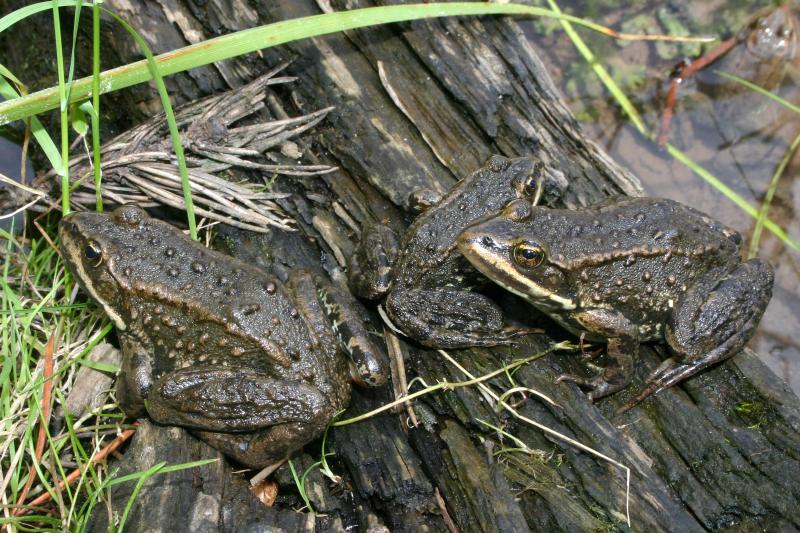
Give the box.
[384,288,533,348]
[627,259,774,409]
[116,331,155,418]
[146,367,338,468]
[556,309,638,401]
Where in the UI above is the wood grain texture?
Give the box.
[2,0,797,530]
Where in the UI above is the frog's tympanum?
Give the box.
[457,197,774,408]
[349,155,565,348]
[59,205,387,467]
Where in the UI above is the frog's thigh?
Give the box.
[147,367,334,434]
[195,421,328,468]
[288,271,388,387]
[385,288,526,348]
[664,259,774,382]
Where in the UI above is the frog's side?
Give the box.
[349,155,566,348]
[59,205,387,467]
[457,197,774,409]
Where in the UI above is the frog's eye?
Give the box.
[521,174,539,197]
[84,241,102,262]
[512,242,545,269]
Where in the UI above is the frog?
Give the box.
[456,196,774,410]
[59,204,388,468]
[348,155,567,348]
[659,5,797,147]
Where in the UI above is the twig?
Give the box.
[12,324,59,516]
[13,424,139,517]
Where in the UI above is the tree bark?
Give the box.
[4,0,799,531]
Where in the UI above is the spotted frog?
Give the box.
[348,155,566,348]
[59,205,387,467]
[457,197,774,408]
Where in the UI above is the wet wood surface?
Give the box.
[3,0,799,531]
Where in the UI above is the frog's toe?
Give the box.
[501,325,542,340]
[556,371,627,402]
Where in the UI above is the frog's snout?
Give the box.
[456,226,494,260]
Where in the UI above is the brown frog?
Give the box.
[59,204,387,467]
[457,197,774,409]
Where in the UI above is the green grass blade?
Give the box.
[52,0,70,214]
[92,0,102,211]
[717,70,800,115]
[0,2,702,126]
[104,11,198,238]
[117,462,166,532]
[546,0,798,251]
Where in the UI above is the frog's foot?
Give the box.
[347,224,399,301]
[615,358,682,414]
[385,288,536,349]
[556,368,629,402]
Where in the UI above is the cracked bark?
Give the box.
[2,0,798,531]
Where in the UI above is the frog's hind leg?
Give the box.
[620,259,774,413]
[147,367,338,468]
[289,270,389,387]
[384,288,536,348]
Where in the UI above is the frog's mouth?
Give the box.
[457,228,576,311]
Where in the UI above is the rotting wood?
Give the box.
[2,0,799,531]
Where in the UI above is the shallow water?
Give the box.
[527,0,800,393]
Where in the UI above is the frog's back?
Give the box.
[538,197,741,269]
[112,218,346,395]
[395,156,539,286]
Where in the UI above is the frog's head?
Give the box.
[59,204,150,330]
[744,5,796,61]
[457,199,576,311]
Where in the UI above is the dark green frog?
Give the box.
[59,205,387,467]
[457,197,774,408]
[349,155,565,348]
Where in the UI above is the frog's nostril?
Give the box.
[481,236,495,248]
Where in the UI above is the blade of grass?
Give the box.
[103,12,198,239]
[545,0,799,251]
[748,131,800,257]
[717,70,800,115]
[0,2,711,126]
[117,462,166,531]
[52,0,70,214]
[91,0,102,211]
[714,70,800,255]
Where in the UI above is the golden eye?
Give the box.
[512,242,545,269]
[84,241,102,262]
